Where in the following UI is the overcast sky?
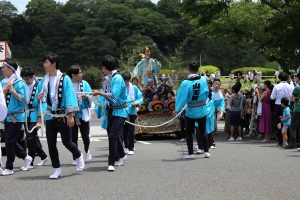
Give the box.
[10,0,159,14]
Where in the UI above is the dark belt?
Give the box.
[187,100,206,108]
[74,114,81,126]
[108,103,128,109]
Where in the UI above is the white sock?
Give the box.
[76,153,85,172]
[49,168,61,179]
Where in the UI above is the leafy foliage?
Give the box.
[25,0,59,35]
[198,65,220,74]
[82,66,103,89]
[0,0,18,18]
[0,0,288,80]
[180,0,300,71]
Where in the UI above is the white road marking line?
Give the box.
[39,138,103,142]
[137,141,152,145]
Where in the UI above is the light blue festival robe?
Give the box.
[206,93,215,134]
[95,94,108,130]
[103,74,129,119]
[1,77,27,122]
[37,75,79,120]
[128,85,143,116]
[175,76,209,119]
[133,58,161,86]
[213,90,225,114]
[28,81,39,122]
[76,80,92,119]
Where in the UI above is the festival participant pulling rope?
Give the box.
[8,81,184,133]
[75,92,186,128]
[9,79,42,134]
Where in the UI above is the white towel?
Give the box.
[42,70,63,109]
[127,83,135,101]
[82,109,90,122]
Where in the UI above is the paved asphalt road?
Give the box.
[1,119,300,200]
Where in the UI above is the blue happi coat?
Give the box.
[37,75,79,120]
[175,76,209,118]
[1,77,28,122]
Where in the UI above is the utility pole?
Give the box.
[200,54,201,67]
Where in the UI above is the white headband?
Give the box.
[3,62,16,72]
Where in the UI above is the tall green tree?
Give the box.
[10,15,33,46]
[42,10,68,57]
[61,0,106,17]
[72,25,117,64]
[94,2,137,45]
[121,34,154,50]
[25,0,59,36]
[0,17,12,40]
[180,0,300,71]
[0,0,18,18]
[30,34,47,59]
[157,0,181,18]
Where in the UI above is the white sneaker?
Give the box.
[115,156,127,166]
[20,165,34,171]
[180,138,186,142]
[196,149,204,154]
[210,146,216,149]
[1,169,14,176]
[71,161,77,166]
[204,152,211,158]
[85,150,92,162]
[35,157,48,166]
[108,165,115,172]
[124,148,129,154]
[228,137,235,141]
[76,153,85,172]
[184,154,194,159]
[133,148,136,151]
[236,137,243,141]
[297,148,300,151]
[194,146,199,150]
[128,151,134,155]
[49,168,61,179]
[0,168,2,174]
[24,155,33,169]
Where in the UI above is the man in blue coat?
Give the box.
[173,61,209,159]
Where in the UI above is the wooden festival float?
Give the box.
[134,75,181,139]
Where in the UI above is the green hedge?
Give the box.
[159,69,173,76]
[159,65,220,76]
[232,67,276,76]
[83,67,103,89]
[198,65,220,74]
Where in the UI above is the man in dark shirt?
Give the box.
[156,76,174,102]
[144,79,156,105]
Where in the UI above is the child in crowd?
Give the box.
[148,93,159,112]
[163,92,174,113]
[280,97,291,147]
[253,85,264,138]
[243,88,253,133]
[228,84,243,141]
